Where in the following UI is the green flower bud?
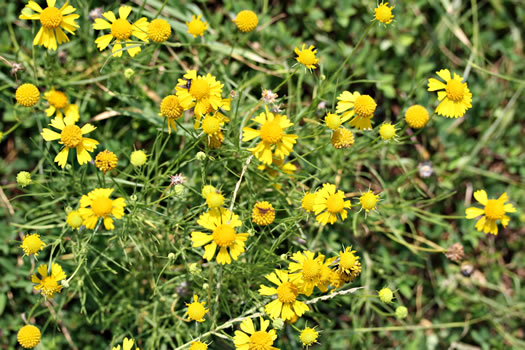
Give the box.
[378,287,394,303]
[16,171,32,187]
[395,306,408,319]
[196,151,207,161]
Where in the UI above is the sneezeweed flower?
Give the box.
[159,95,187,134]
[325,113,348,130]
[374,2,394,24]
[360,190,379,212]
[130,150,147,167]
[20,234,45,256]
[44,88,79,123]
[316,256,337,293]
[176,70,224,117]
[295,44,319,71]
[17,325,41,349]
[331,127,354,149]
[289,251,325,296]
[19,0,80,50]
[313,183,351,225]
[204,187,225,209]
[233,10,258,33]
[32,263,66,298]
[404,105,429,129]
[301,192,317,213]
[335,247,361,275]
[41,118,99,168]
[95,150,118,173]
[93,5,149,57]
[233,317,278,350]
[299,327,319,348]
[200,114,228,137]
[427,69,472,118]
[242,107,298,165]
[186,15,208,38]
[465,190,516,235]
[191,208,249,264]
[186,295,209,322]
[379,123,396,140]
[259,270,309,321]
[78,188,126,230]
[66,209,83,229]
[378,287,394,303]
[147,18,171,42]
[17,171,32,187]
[252,201,276,226]
[395,306,408,319]
[336,91,377,130]
[112,337,139,350]
[16,83,40,107]
[189,341,208,350]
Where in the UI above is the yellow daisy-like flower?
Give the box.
[66,209,83,229]
[17,325,41,349]
[336,91,377,130]
[465,190,516,235]
[289,251,325,296]
[294,44,319,70]
[299,327,319,348]
[336,247,361,275]
[175,70,224,117]
[252,201,276,226]
[204,187,225,209]
[331,127,354,149]
[189,341,208,350]
[20,234,45,256]
[41,118,99,168]
[191,207,249,265]
[427,69,472,118]
[17,171,32,188]
[200,113,229,137]
[242,107,298,165]
[78,188,126,230]
[186,15,209,38]
[19,0,80,51]
[374,2,394,24]
[324,113,349,130]
[379,123,396,140]
[112,337,139,350]
[360,190,379,212]
[32,263,66,298]
[44,88,79,123]
[316,256,337,293]
[404,105,429,129]
[147,18,171,42]
[233,10,258,33]
[95,150,118,174]
[233,317,279,350]
[130,150,147,167]
[313,183,351,225]
[159,95,188,134]
[259,270,309,321]
[185,295,209,322]
[301,192,317,212]
[16,83,40,107]
[93,5,149,57]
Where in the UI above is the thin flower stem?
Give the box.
[273,66,299,93]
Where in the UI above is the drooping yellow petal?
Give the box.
[473,190,488,206]
[54,147,70,168]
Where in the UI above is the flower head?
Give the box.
[233,10,258,32]
[19,0,80,50]
[78,188,126,230]
[66,209,83,229]
[93,5,149,57]
[159,95,189,134]
[95,150,118,173]
[379,123,396,140]
[313,183,351,225]
[186,15,208,38]
[465,190,516,235]
[16,83,40,107]
[130,150,147,167]
[112,337,139,350]
[427,69,472,118]
[32,263,66,298]
[20,234,45,256]
[336,247,361,275]
[186,295,209,322]
[17,325,41,349]
[41,118,99,168]
[360,190,379,212]
[233,317,278,350]
[404,105,429,129]
[378,287,394,303]
[252,201,275,226]
[325,113,348,130]
[176,70,224,117]
[331,127,354,149]
[336,91,377,130]
[17,171,32,187]
[295,44,319,70]
[189,341,208,350]
[301,192,317,212]
[395,306,408,319]
[375,2,394,24]
[191,208,249,264]
[44,88,79,123]
[147,18,171,42]
[289,251,325,296]
[203,186,225,209]
[299,327,319,348]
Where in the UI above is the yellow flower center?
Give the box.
[298,49,316,66]
[213,224,236,247]
[300,328,319,346]
[48,90,68,109]
[22,235,43,255]
[331,127,354,149]
[277,281,298,303]
[302,258,321,280]
[60,125,83,148]
[484,199,505,220]
[379,123,396,140]
[188,19,206,36]
[206,192,224,208]
[202,117,220,135]
[111,18,133,40]
[405,105,429,129]
[260,121,283,144]
[249,331,273,350]
[95,150,118,173]
[354,95,377,117]
[445,79,465,102]
[234,10,258,33]
[148,18,171,42]
[339,252,356,270]
[160,95,184,119]
[360,192,378,210]
[325,113,341,130]
[68,212,83,228]
[91,197,113,217]
[375,4,393,24]
[40,6,63,29]
[188,302,206,320]
[16,83,40,107]
[17,325,41,349]
[326,194,344,213]
[41,276,59,296]
[189,78,210,100]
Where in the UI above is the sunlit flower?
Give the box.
[78,188,126,230]
[465,190,516,235]
[427,69,472,118]
[289,251,325,296]
[176,70,224,117]
[66,209,83,229]
[378,287,394,303]
[95,150,118,173]
[17,171,32,187]
[360,190,379,212]
[16,83,40,107]
[336,91,377,130]
[17,325,41,349]
[233,317,278,350]
[147,18,171,42]
[294,44,319,70]
[335,247,361,275]
[20,234,45,256]
[233,10,258,33]
[112,337,139,350]
[203,186,225,209]
[130,150,147,167]
[374,2,394,24]
[32,263,66,298]
[299,327,319,348]
[159,95,189,134]
[252,201,275,226]
[44,88,79,123]
[313,183,351,225]
[404,105,429,128]
[185,295,209,322]
[379,123,396,140]
[301,192,317,213]
[186,15,208,38]
[325,113,348,130]
[331,127,354,149]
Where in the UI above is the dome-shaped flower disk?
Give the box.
[336,91,377,130]
[17,324,41,349]
[313,183,351,225]
[331,127,354,149]
[78,188,126,230]
[16,83,40,107]
[186,15,209,38]
[427,69,472,118]
[20,233,46,256]
[374,2,394,24]
[92,6,149,57]
[295,44,319,70]
[44,88,79,124]
[175,70,224,117]
[19,0,80,51]
[252,201,275,226]
[465,190,516,235]
[32,263,67,298]
[300,327,319,347]
[185,295,209,322]
[147,18,171,42]
[289,250,326,296]
[404,105,429,129]
[233,317,278,350]
[233,10,258,33]
[159,95,188,134]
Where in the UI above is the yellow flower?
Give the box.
[301,192,317,212]
[189,341,208,350]
[204,187,225,209]
[316,256,337,293]
[19,0,80,51]
[78,188,126,230]
[16,83,40,107]
[20,234,45,256]
[17,171,32,187]
[200,113,229,136]
[294,44,319,70]
[465,190,516,235]
[147,18,171,42]
[93,5,149,57]
[378,287,394,303]
[324,113,348,130]
[233,317,279,350]
[186,15,208,38]
[95,150,118,173]
[242,107,298,165]
[379,123,396,140]
[336,247,361,275]
[252,201,275,226]
[427,69,472,118]
[336,91,377,130]
[112,337,139,350]
[159,95,188,134]
[17,325,41,349]
[66,209,83,229]
[175,70,224,117]
[313,183,351,225]
[374,2,394,24]
[44,88,79,123]
[191,207,249,265]
[404,105,429,129]
[32,263,66,298]
[186,295,209,322]
[208,131,225,149]
[331,127,354,149]
[41,118,99,168]
[299,327,319,348]
[130,150,147,166]
[259,270,309,321]
[360,190,379,212]
[289,251,325,296]
[233,10,258,33]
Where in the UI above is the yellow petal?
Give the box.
[54,147,69,168]
[81,123,96,134]
[465,207,484,219]
[27,1,43,12]
[95,34,114,50]
[119,5,132,20]
[41,128,61,141]
[435,69,451,82]
[103,217,115,230]
[203,242,217,261]
[47,0,56,8]
[427,78,446,91]
[102,11,116,23]
[33,26,44,46]
[216,247,231,264]
[240,318,255,335]
[191,231,213,247]
[93,18,111,30]
[473,190,488,206]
